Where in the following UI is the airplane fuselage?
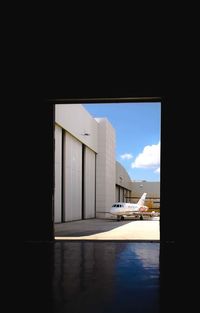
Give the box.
[110,202,148,216]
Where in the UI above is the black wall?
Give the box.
[9,92,177,243]
[3,86,178,313]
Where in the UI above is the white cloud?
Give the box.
[154,167,160,174]
[131,142,160,169]
[120,153,133,160]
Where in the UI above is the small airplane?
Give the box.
[110,193,159,221]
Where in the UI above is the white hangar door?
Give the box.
[63,131,82,221]
[84,146,95,219]
[119,187,123,202]
[115,185,119,202]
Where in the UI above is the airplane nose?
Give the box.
[110,208,116,214]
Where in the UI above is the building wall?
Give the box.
[55,104,98,153]
[95,118,116,218]
[54,105,136,222]
[115,185,119,202]
[115,186,131,203]
[116,161,132,191]
[55,105,112,222]
[55,104,99,222]
[54,124,62,222]
[131,181,160,198]
[131,181,160,209]
[119,187,124,202]
[63,131,82,221]
[84,146,96,218]
[115,161,132,203]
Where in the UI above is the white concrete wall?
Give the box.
[115,161,132,203]
[131,181,160,198]
[119,187,123,202]
[116,161,132,190]
[84,146,96,218]
[55,104,98,153]
[54,124,62,222]
[131,181,160,208]
[54,105,135,221]
[115,185,119,202]
[63,131,82,221]
[95,118,116,218]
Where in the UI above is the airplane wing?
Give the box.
[131,211,159,216]
[124,211,160,219]
[113,210,159,216]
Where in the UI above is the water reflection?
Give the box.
[53,242,160,313]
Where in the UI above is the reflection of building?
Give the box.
[53,241,124,311]
[54,104,160,222]
[53,242,160,312]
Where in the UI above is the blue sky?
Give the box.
[83,102,161,182]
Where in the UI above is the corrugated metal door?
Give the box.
[115,185,119,202]
[63,131,82,221]
[84,146,95,218]
[119,187,123,202]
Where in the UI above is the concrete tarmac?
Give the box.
[54,218,160,240]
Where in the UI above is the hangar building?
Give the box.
[54,104,132,222]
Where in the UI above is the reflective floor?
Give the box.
[23,242,160,313]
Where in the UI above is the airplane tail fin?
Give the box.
[137,193,147,206]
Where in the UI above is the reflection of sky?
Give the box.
[130,243,160,269]
[115,243,160,280]
[117,242,159,264]
[114,243,160,312]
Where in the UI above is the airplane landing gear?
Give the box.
[117,215,124,221]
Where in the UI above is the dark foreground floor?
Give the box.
[21,241,161,313]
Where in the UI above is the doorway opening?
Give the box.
[53,98,161,241]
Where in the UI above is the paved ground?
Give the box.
[54,217,160,240]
